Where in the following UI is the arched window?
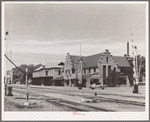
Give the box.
[106,57,108,62]
[114,68,116,72]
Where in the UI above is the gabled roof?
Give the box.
[83,53,103,68]
[68,53,131,69]
[114,56,131,67]
[70,55,81,62]
[34,65,44,71]
[33,63,62,72]
[45,62,62,69]
[58,62,64,65]
[69,55,81,68]
[69,53,103,68]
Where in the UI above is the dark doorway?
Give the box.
[108,65,111,76]
[103,65,106,85]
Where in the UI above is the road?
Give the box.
[11,84,145,112]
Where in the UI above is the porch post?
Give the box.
[64,80,67,86]
[74,79,76,87]
[69,79,71,87]
[86,77,90,88]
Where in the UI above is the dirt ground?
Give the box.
[4,95,75,111]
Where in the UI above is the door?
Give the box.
[103,65,106,85]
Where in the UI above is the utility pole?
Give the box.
[78,44,82,89]
[24,68,29,106]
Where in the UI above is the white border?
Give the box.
[2,1,149,121]
[1,1,148,4]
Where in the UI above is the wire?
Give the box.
[4,54,26,74]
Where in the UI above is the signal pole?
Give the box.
[130,28,139,93]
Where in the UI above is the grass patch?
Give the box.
[14,102,44,109]
[5,96,44,111]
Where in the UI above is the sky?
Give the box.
[3,2,147,67]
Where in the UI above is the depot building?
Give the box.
[52,49,133,87]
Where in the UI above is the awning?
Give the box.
[52,76,64,81]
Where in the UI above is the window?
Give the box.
[68,70,70,74]
[89,69,90,74]
[121,68,124,72]
[58,70,61,75]
[106,57,108,62]
[65,70,67,74]
[94,68,96,72]
[46,71,48,76]
[114,68,116,72]
[84,69,86,74]
[52,70,53,76]
[72,69,75,74]
[108,66,111,75]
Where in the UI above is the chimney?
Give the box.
[127,42,129,55]
[105,49,109,52]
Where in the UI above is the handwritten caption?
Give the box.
[73,112,85,116]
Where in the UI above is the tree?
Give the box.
[107,70,120,87]
[127,55,145,83]
[12,63,42,84]
[137,56,145,82]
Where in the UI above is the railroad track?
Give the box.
[97,97,145,106]
[74,94,145,107]
[13,89,111,111]
[13,88,145,107]
[45,97,115,112]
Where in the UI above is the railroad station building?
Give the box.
[52,49,133,87]
[32,43,133,87]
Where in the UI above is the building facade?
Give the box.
[62,49,133,87]
[32,65,63,86]
[32,49,133,87]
